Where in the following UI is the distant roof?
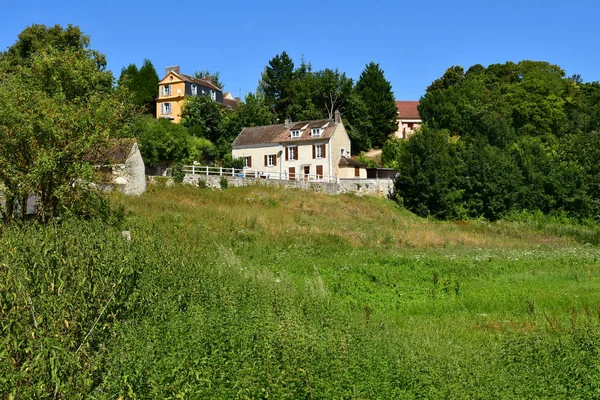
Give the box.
[83,138,137,164]
[179,73,222,91]
[396,101,421,120]
[223,97,242,110]
[338,157,367,167]
[232,119,338,147]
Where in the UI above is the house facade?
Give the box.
[394,101,422,139]
[156,66,223,123]
[231,111,357,181]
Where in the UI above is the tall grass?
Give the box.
[3,184,600,398]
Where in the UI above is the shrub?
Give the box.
[219,176,229,190]
[197,179,208,189]
[172,163,185,183]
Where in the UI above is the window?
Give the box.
[340,148,345,156]
[162,85,172,96]
[210,90,216,101]
[191,84,197,96]
[286,146,298,161]
[161,102,172,115]
[264,154,277,167]
[243,156,251,168]
[291,129,301,138]
[313,144,325,159]
[311,128,321,137]
[406,122,414,129]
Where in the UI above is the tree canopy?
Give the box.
[389,60,600,221]
[0,24,135,224]
[258,52,396,152]
[118,59,159,116]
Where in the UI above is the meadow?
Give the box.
[2,183,600,398]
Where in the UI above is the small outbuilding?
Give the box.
[85,138,146,195]
[338,157,367,179]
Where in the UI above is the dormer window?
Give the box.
[291,129,301,138]
[311,128,322,137]
[191,84,197,95]
[210,90,216,101]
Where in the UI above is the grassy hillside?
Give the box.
[3,183,600,398]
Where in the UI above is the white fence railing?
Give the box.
[183,165,340,183]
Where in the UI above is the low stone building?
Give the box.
[85,138,146,195]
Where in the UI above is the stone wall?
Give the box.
[182,174,395,198]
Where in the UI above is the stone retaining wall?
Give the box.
[182,174,395,198]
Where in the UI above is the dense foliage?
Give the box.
[259,52,396,152]
[0,24,135,224]
[118,59,159,116]
[392,61,600,220]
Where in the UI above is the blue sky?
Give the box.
[2,0,599,100]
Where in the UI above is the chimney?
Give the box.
[166,66,180,75]
[284,118,291,128]
[334,109,341,124]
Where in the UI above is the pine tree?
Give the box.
[118,59,159,116]
[355,62,398,148]
[259,51,295,120]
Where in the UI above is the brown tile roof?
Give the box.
[83,138,137,164]
[232,119,337,147]
[338,157,367,167]
[223,97,241,110]
[396,101,421,120]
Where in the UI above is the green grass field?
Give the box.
[3,183,600,398]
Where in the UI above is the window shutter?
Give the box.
[295,148,299,160]
[285,147,288,161]
[273,154,277,166]
[248,156,252,168]
[264,155,267,166]
[322,144,326,158]
[312,145,316,159]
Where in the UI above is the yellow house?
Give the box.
[156,66,223,123]
[231,111,367,181]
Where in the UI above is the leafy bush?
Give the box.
[197,179,208,189]
[219,176,229,190]
[133,116,194,167]
[172,163,185,183]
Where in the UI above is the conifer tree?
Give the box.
[355,62,398,148]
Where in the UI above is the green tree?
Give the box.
[343,91,373,152]
[355,62,398,148]
[0,25,135,224]
[259,51,295,119]
[180,95,223,143]
[132,116,194,167]
[118,59,159,115]
[394,127,464,219]
[314,68,353,120]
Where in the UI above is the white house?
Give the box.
[231,111,365,180]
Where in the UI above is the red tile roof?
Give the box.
[232,119,338,147]
[396,101,421,120]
